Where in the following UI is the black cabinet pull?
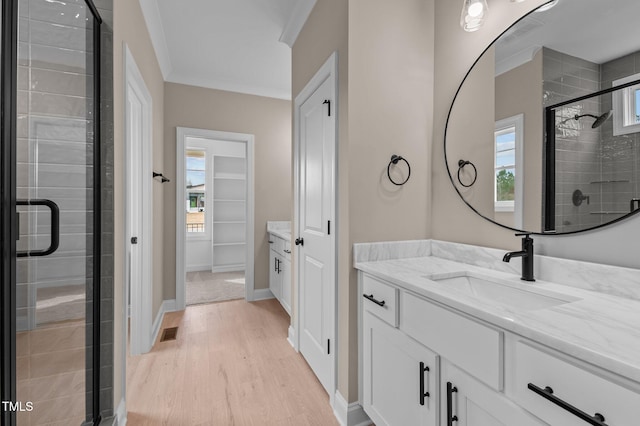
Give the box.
[447,382,458,425]
[528,383,608,426]
[363,294,385,307]
[419,362,430,405]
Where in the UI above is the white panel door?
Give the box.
[297,75,335,394]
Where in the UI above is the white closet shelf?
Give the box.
[214,173,246,180]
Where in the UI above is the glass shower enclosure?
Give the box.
[1,0,112,424]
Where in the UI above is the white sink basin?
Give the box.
[425,271,580,310]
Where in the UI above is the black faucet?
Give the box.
[503,233,535,282]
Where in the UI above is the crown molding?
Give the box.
[279,0,317,48]
[166,72,292,100]
[139,0,173,79]
[495,45,541,77]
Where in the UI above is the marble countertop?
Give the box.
[267,221,291,241]
[355,252,640,385]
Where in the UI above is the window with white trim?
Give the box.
[613,73,640,136]
[186,149,206,233]
[494,114,523,218]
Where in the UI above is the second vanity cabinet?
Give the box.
[359,271,639,426]
[268,233,291,315]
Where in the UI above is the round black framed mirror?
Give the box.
[444,0,640,235]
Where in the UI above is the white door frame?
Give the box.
[175,127,255,310]
[124,44,154,356]
[293,51,338,403]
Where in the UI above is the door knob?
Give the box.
[295,237,304,246]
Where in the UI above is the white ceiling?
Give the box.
[496,0,640,74]
[139,0,317,100]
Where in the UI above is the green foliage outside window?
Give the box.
[496,169,515,201]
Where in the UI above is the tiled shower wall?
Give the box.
[97,0,115,419]
[599,52,640,222]
[542,47,602,232]
[543,48,640,233]
[17,0,94,329]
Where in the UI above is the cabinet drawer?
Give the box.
[401,292,503,391]
[514,341,639,426]
[269,234,284,255]
[362,275,398,327]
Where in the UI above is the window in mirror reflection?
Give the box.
[635,89,640,123]
[494,114,523,213]
[613,73,640,135]
[186,149,206,233]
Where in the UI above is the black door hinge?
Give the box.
[323,99,331,116]
[328,220,331,235]
[327,339,330,355]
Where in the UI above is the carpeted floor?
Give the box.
[185,271,245,305]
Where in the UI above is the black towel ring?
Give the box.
[387,155,411,186]
[457,159,477,188]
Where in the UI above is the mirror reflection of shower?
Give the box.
[545,78,640,233]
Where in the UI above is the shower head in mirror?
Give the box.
[563,111,612,129]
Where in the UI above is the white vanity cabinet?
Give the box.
[359,272,552,426]
[268,233,291,315]
[362,276,438,426]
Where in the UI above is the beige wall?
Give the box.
[113,0,166,409]
[163,82,292,297]
[496,49,543,231]
[446,48,496,222]
[348,0,434,402]
[432,0,548,251]
[293,0,434,402]
[446,46,544,232]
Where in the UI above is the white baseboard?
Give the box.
[186,264,212,272]
[333,390,370,426]
[115,397,127,426]
[287,325,297,350]
[211,265,245,273]
[252,288,274,301]
[151,299,177,346]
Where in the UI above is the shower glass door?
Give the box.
[2,0,102,424]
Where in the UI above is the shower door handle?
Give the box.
[16,199,60,257]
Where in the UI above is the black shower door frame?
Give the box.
[0,0,104,425]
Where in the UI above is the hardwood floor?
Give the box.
[126,299,340,426]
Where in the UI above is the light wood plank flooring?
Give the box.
[126,299,339,426]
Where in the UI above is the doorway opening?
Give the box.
[176,128,255,309]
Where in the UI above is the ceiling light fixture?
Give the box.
[460,0,489,32]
